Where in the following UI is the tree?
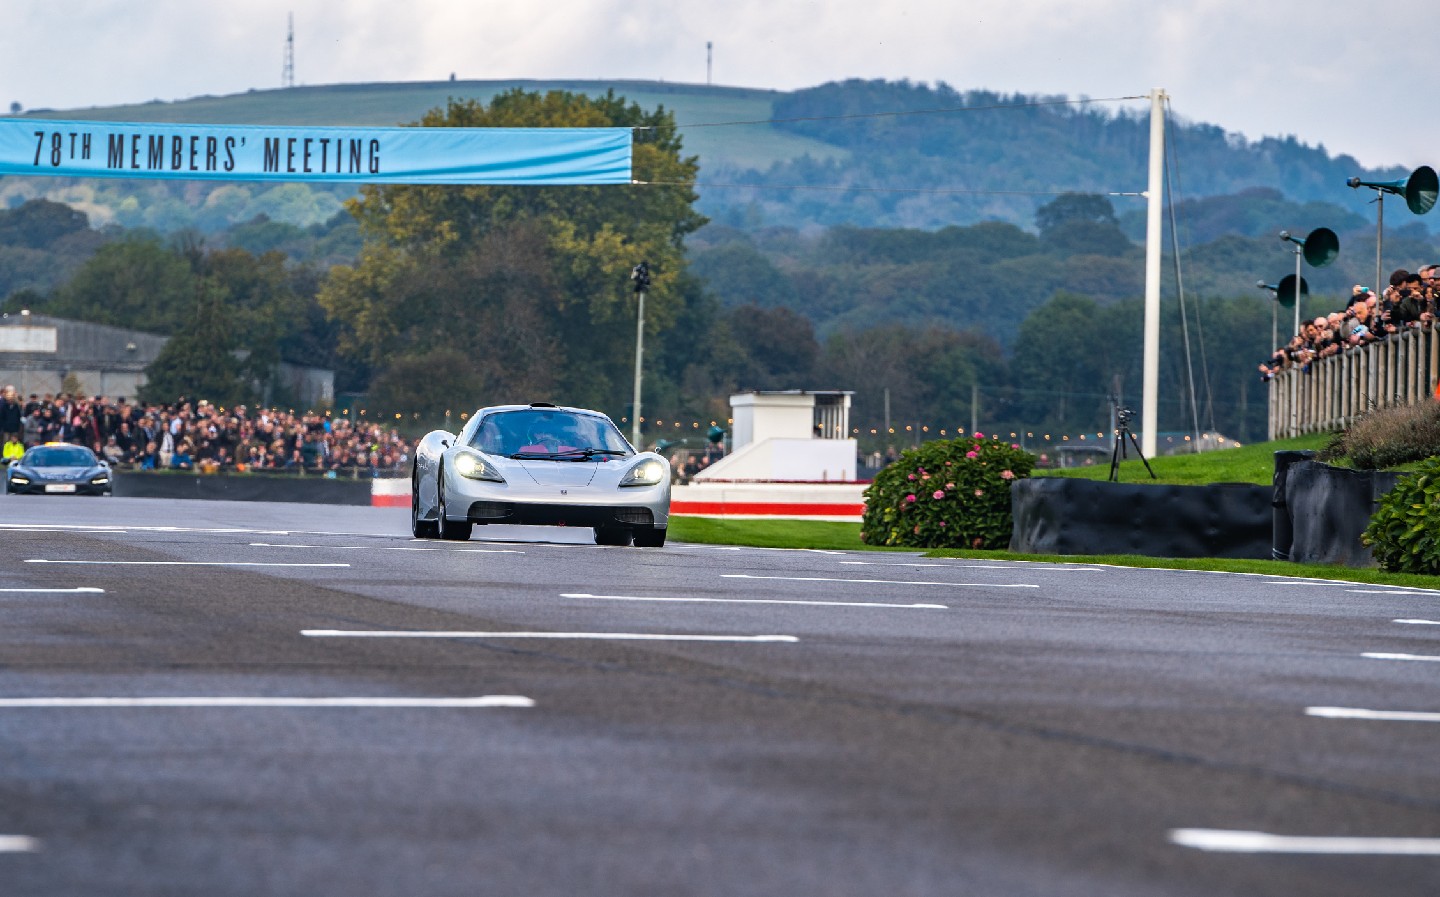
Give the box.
[320,89,707,418]
[1034,193,1118,238]
[139,284,251,407]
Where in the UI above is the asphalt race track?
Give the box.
[1,496,1438,896]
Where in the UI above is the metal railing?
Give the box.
[1269,326,1440,439]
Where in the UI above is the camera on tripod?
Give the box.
[1115,406,1134,427]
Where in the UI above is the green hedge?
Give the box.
[862,436,1035,549]
[1362,457,1440,574]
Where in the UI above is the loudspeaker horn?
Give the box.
[1279,227,1340,268]
[1258,275,1308,308]
[1346,165,1439,215]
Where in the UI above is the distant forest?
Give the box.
[3,80,1436,447]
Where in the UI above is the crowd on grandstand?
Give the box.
[1260,265,1440,380]
[0,386,412,475]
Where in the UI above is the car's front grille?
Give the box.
[612,507,654,526]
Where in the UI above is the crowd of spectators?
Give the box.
[0,387,413,476]
[1260,265,1439,380]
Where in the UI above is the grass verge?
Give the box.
[671,516,1440,590]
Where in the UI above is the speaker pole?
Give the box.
[1375,190,1384,299]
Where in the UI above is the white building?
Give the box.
[693,390,857,482]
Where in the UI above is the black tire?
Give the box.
[436,467,472,541]
[594,526,633,546]
[411,464,439,539]
[633,527,667,548]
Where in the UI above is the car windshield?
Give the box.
[470,410,631,459]
[26,446,98,468]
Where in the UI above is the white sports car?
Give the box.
[411,403,671,546]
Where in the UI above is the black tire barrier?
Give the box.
[112,473,373,506]
[1283,461,1403,567]
[1009,478,1272,559]
[1270,450,1317,561]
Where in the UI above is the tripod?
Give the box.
[1109,408,1157,483]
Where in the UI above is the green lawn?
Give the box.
[1035,433,1331,485]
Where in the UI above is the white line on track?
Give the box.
[1306,706,1440,722]
[249,542,523,554]
[0,696,534,708]
[561,592,946,609]
[1347,589,1440,596]
[1395,619,1440,626]
[0,587,104,593]
[839,561,1100,571]
[1362,652,1440,663]
[1169,828,1440,855]
[691,545,847,555]
[0,835,39,853]
[302,629,798,643]
[721,574,1038,588]
[25,560,349,568]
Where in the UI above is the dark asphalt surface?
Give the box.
[0,496,1437,896]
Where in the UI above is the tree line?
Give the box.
[5,88,1434,447]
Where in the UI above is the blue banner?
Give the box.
[0,119,632,185]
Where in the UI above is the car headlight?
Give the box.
[620,458,666,487]
[453,451,505,483]
[10,475,29,485]
[91,476,110,485]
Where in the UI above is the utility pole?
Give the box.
[970,383,978,435]
[706,42,713,86]
[1140,88,1166,459]
[630,262,651,448]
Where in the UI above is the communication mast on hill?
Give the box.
[706,42,712,85]
[282,13,295,89]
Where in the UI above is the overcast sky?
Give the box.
[4,0,1435,170]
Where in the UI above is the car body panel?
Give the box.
[412,405,670,536]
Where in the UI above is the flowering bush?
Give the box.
[861,435,1036,549]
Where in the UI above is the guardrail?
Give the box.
[1268,326,1440,439]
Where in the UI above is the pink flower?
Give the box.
[973,432,984,439]
[913,525,921,534]
[1011,443,1020,450]
[905,494,917,503]
[908,474,916,481]
[939,521,947,527]
[1000,470,1015,480]
[932,490,945,500]
[974,489,984,497]
[965,450,978,459]
[945,461,952,466]
[945,482,955,489]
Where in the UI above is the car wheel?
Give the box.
[436,466,472,541]
[633,527,667,548]
[411,465,439,539]
[593,526,632,546]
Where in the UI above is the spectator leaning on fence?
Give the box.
[1260,263,1439,381]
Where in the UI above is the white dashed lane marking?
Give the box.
[1170,829,1440,855]
[0,587,104,594]
[25,560,350,568]
[561,592,946,609]
[722,574,1038,588]
[839,561,1100,571]
[0,696,534,708]
[0,835,39,853]
[1395,619,1440,626]
[1306,707,1440,723]
[249,542,523,554]
[303,630,798,643]
[1362,652,1440,663]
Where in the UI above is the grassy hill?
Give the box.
[26,79,849,174]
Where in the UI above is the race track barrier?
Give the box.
[670,482,866,521]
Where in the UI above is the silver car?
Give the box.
[411,403,671,547]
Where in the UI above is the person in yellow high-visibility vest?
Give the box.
[2,432,23,464]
